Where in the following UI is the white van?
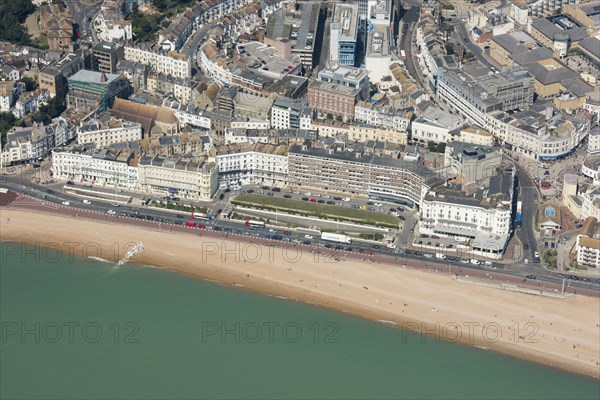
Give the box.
[470,259,480,265]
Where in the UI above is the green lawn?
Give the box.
[232,194,400,228]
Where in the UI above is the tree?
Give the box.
[427,141,437,152]
[38,97,66,119]
[326,113,333,120]
[20,76,37,92]
[437,142,446,153]
[0,0,36,45]
[0,112,17,140]
[335,115,343,122]
[445,43,455,55]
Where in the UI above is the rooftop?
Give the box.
[331,4,359,42]
[68,69,120,85]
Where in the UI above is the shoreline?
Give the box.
[1,207,599,379]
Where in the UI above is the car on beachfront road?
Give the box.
[82,199,91,204]
[304,234,313,239]
[111,202,119,207]
[61,201,70,206]
[526,275,536,280]
[107,210,116,215]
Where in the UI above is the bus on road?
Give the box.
[245,220,265,228]
[191,212,212,221]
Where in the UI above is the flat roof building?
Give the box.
[264,1,322,70]
[330,4,359,66]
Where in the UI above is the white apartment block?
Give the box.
[137,155,218,201]
[52,147,137,189]
[162,100,212,130]
[230,120,271,130]
[270,97,313,130]
[1,119,71,164]
[588,126,600,156]
[124,45,192,79]
[200,43,233,84]
[575,216,600,268]
[485,110,590,160]
[216,142,288,187]
[411,106,464,144]
[77,115,142,148]
[354,101,410,132]
[348,123,408,144]
[581,186,600,220]
[419,170,515,259]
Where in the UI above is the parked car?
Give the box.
[219,193,225,200]
[333,197,342,201]
[213,226,222,231]
[327,201,335,205]
[399,216,405,221]
[309,198,317,202]
[82,199,91,204]
[304,235,314,239]
[367,201,374,205]
[37,193,46,199]
[272,188,281,192]
[107,210,116,215]
[267,192,274,196]
[371,245,381,250]
[303,240,311,245]
[110,202,120,207]
[526,275,536,280]
[301,197,309,201]
[317,199,325,203]
[283,194,292,198]
[61,201,70,206]
[282,231,291,235]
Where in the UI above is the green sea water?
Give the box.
[1,243,599,400]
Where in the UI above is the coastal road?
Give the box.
[2,188,598,296]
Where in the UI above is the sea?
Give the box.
[1,243,599,400]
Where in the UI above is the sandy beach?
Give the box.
[1,207,599,379]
